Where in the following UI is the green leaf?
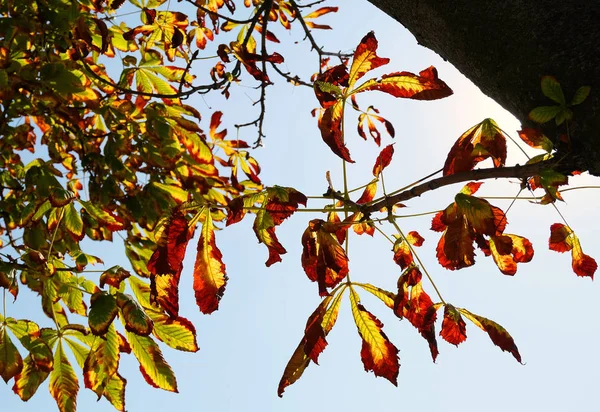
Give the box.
[12,353,51,401]
[115,292,153,336]
[103,373,127,412]
[49,341,79,412]
[88,292,118,336]
[63,203,84,240]
[0,327,23,383]
[528,105,562,124]
[570,86,591,106]
[151,181,188,204]
[540,76,565,105]
[126,331,178,392]
[554,108,573,125]
[148,311,198,352]
[83,324,120,397]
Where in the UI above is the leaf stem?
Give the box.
[47,208,65,261]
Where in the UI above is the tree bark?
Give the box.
[368,0,600,175]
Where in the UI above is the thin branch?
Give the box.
[365,160,557,214]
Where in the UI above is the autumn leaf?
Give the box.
[347,31,390,90]
[116,292,154,336]
[313,33,451,162]
[434,192,507,270]
[83,324,119,397]
[227,186,307,266]
[99,266,131,289]
[301,219,350,296]
[126,331,178,392]
[350,287,399,385]
[458,308,522,363]
[193,208,227,314]
[549,223,597,278]
[372,144,394,177]
[392,238,414,270]
[517,128,554,152]
[148,312,199,352]
[355,283,396,309]
[440,304,467,346]
[49,341,79,412]
[357,105,395,146]
[147,209,194,317]
[278,288,344,397]
[303,7,338,30]
[0,326,23,383]
[443,118,508,176]
[128,277,199,352]
[355,180,377,204]
[353,66,453,100]
[394,266,439,360]
[488,234,534,276]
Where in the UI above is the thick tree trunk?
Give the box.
[368,0,600,175]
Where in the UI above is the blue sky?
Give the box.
[3,1,600,411]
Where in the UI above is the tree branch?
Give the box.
[365,160,558,213]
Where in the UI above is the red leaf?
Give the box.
[459,308,522,363]
[301,219,350,296]
[394,266,439,361]
[440,304,467,346]
[319,103,354,163]
[372,144,394,177]
[278,289,343,397]
[147,210,194,317]
[549,224,597,278]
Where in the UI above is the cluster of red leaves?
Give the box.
[313,32,452,163]
[227,186,308,266]
[432,182,534,275]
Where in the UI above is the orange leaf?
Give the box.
[347,32,390,90]
[489,234,534,276]
[350,289,399,385]
[406,231,424,247]
[517,128,553,152]
[354,66,453,100]
[443,119,507,176]
[193,209,227,314]
[355,180,377,204]
[440,304,467,346]
[549,223,597,278]
[301,219,350,296]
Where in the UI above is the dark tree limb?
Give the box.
[365,160,556,213]
[367,0,600,175]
